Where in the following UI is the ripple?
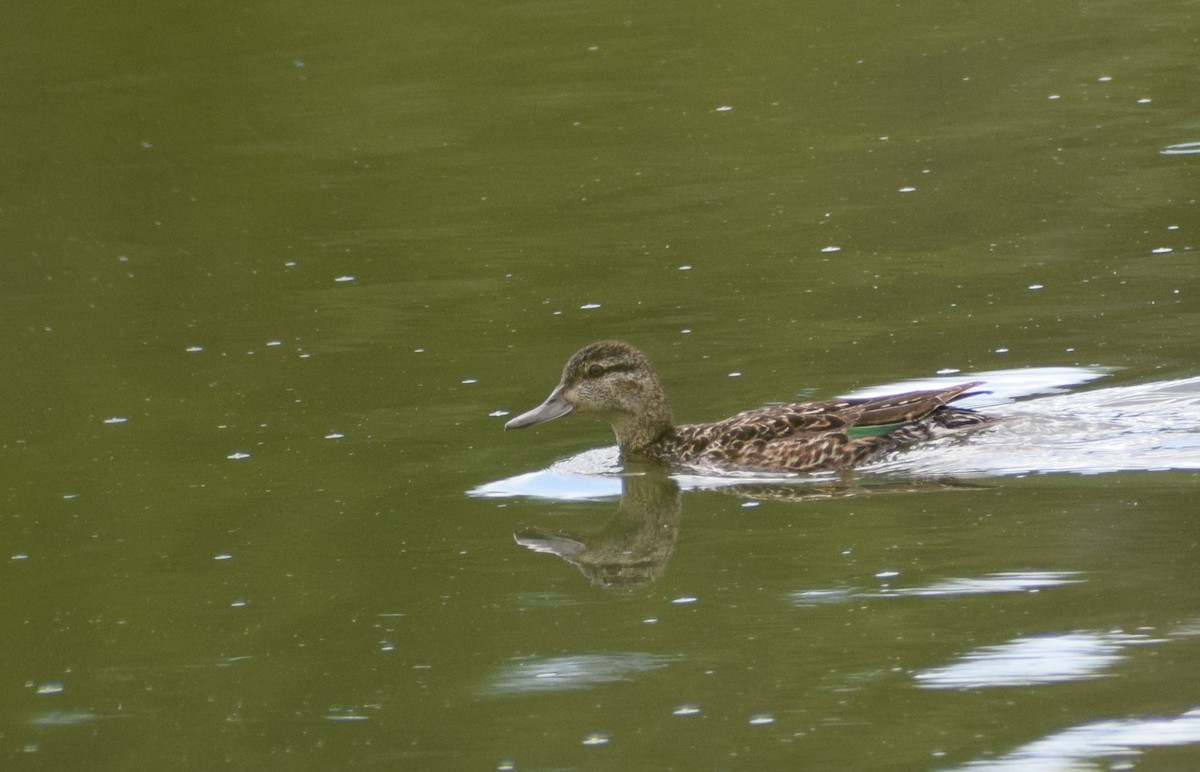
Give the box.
[1161,141,1200,155]
[478,652,679,697]
[952,707,1200,770]
[914,630,1163,689]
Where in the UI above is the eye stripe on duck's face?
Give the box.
[583,361,637,379]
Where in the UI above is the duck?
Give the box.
[504,340,997,473]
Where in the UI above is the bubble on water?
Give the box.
[749,712,776,726]
[582,732,612,746]
[103,417,128,425]
[673,703,702,717]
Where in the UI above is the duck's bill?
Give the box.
[504,387,573,430]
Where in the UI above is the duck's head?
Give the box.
[504,340,674,452]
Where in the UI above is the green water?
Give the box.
[2,1,1198,769]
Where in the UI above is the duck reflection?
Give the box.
[512,468,985,589]
[515,470,681,589]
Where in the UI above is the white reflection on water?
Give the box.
[28,711,101,727]
[478,652,679,697]
[867,571,1083,598]
[952,707,1200,771]
[915,630,1164,690]
[790,571,1081,606]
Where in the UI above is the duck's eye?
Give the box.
[586,363,605,378]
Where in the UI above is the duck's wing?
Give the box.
[839,381,985,427]
[669,382,990,472]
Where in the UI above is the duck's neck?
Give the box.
[611,396,675,457]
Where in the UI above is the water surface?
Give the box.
[1,0,1197,769]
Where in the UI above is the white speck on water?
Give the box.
[995,348,1010,354]
[63,493,79,500]
[266,340,282,347]
[821,245,842,253]
[1167,225,1180,230]
[643,618,659,625]
[899,186,917,193]
[673,704,702,717]
[379,641,396,652]
[227,452,251,460]
[748,713,776,726]
[36,683,64,696]
[325,432,345,440]
[461,378,477,385]
[936,368,961,375]
[214,554,233,561]
[489,410,510,418]
[580,303,602,310]
[1137,97,1152,104]
[681,328,692,334]
[1028,284,1044,290]
[679,264,692,271]
[582,732,612,747]
[876,570,900,579]
[587,44,599,52]
[741,501,760,508]
[186,345,204,353]
[334,275,356,283]
[1151,247,1173,254]
[103,417,128,425]
[230,599,247,608]
[728,371,742,378]
[672,596,699,605]
[12,554,28,561]
[714,105,733,112]
[284,260,298,267]
[1098,75,1112,82]
[414,348,425,353]
[1048,94,1061,100]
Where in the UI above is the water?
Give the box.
[1,0,1198,769]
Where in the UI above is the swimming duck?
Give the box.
[504,340,997,473]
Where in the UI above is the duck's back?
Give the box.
[652,384,994,473]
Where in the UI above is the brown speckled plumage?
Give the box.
[505,340,997,473]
